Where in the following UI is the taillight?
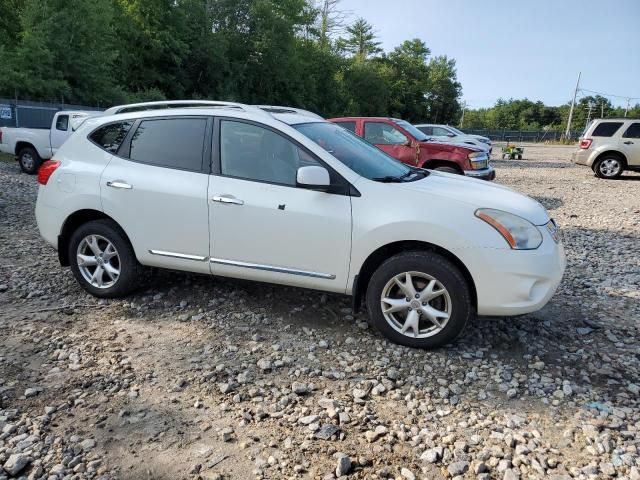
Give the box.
[580,138,592,149]
[37,160,61,185]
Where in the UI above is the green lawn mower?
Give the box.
[501,143,524,160]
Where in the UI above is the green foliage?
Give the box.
[463,95,639,132]
[0,0,463,123]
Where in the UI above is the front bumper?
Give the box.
[465,166,496,181]
[454,225,565,316]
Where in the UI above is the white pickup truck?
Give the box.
[0,110,97,174]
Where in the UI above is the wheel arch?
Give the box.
[352,240,477,313]
[15,141,37,156]
[421,159,463,174]
[592,150,627,169]
[58,209,135,266]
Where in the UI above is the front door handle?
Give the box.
[212,195,244,205]
[623,141,634,145]
[106,180,132,189]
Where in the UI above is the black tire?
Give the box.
[516,154,522,160]
[434,166,460,174]
[593,155,624,179]
[365,251,473,349]
[68,219,143,298]
[18,146,42,174]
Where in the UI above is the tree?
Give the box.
[338,17,382,60]
[315,0,348,49]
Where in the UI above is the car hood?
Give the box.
[420,139,484,152]
[397,171,549,225]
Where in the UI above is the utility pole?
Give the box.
[585,102,594,128]
[600,101,604,119]
[459,101,466,128]
[564,71,581,139]
[624,98,631,117]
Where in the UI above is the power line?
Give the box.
[578,87,640,101]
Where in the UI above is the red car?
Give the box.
[328,117,495,180]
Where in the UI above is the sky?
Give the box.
[339,0,640,108]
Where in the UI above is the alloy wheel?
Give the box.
[380,271,452,338]
[21,153,34,171]
[599,158,621,177]
[76,234,121,289]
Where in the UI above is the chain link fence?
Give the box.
[461,128,581,142]
[0,98,103,129]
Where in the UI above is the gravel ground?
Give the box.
[0,146,639,480]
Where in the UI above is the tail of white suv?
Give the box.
[35,101,565,349]
[572,118,640,179]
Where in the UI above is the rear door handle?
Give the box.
[212,195,244,205]
[623,141,634,145]
[106,180,132,189]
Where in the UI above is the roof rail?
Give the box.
[256,105,323,120]
[103,100,269,117]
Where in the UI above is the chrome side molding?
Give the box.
[210,257,335,279]
[149,250,208,261]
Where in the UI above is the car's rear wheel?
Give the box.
[594,155,624,179]
[365,251,473,348]
[18,147,42,174]
[68,219,142,298]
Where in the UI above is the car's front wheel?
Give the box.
[593,155,624,179]
[68,219,142,298]
[365,251,473,348]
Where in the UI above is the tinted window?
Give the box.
[433,126,452,136]
[591,122,623,137]
[334,121,356,133]
[294,122,414,181]
[364,122,407,145]
[129,118,206,171]
[622,123,640,138]
[417,126,433,135]
[56,115,69,131]
[89,121,134,154]
[220,120,320,186]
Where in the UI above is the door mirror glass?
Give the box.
[297,166,330,191]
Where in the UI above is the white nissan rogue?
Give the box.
[35,101,565,348]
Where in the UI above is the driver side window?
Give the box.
[433,127,452,136]
[364,122,408,145]
[220,120,320,186]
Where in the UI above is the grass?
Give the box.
[0,152,14,163]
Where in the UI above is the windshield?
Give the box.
[448,126,465,135]
[294,122,414,181]
[391,119,429,141]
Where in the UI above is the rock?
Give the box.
[387,368,400,380]
[291,381,309,395]
[299,415,319,425]
[628,383,640,395]
[314,424,339,440]
[3,454,30,476]
[503,469,519,480]
[420,449,440,463]
[401,467,415,480]
[257,358,272,371]
[24,387,40,398]
[335,455,351,477]
[447,461,469,476]
[220,427,234,442]
[600,462,615,476]
[318,398,339,410]
[80,438,96,450]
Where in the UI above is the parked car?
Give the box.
[35,101,564,349]
[329,116,495,180]
[572,118,640,179]
[414,124,492,153]
[0,111,96,174]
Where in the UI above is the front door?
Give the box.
[363,121,417,166]
[208,119,352,292]
[621,122,640,166]
[100,116,211,274]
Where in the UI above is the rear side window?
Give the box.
[129,118,207,171]
[89,121,133,153]
[334,121,356,133]
[418,126,433,135]
[591,122,623,137]
[56,115,69,131]
[622,123,640,138]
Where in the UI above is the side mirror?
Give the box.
[297,166,331,191]
[404,138,412,146]
[447,133,456,137]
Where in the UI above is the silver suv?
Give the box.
[572,118,640,179]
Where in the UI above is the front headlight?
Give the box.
[475,208,543,249]
[468,151,489,170]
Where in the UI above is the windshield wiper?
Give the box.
[372,171,415,183]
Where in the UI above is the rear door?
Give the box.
[363,120,416,165]
[621,122,640,166]
[100,116,212,274]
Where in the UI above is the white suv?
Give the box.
[572,118,640,179]
[35,101,565,348]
